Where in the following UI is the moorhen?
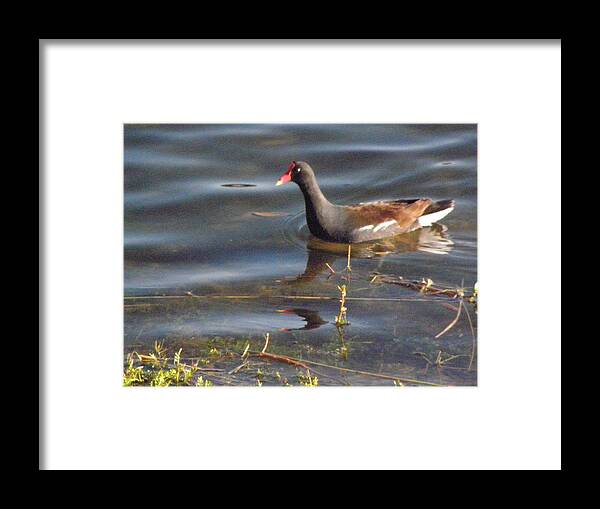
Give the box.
[276,161,455,243]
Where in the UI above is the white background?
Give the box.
[41,41,561,470]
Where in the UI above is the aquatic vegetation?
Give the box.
[332,246,352,326]
[136,340,169,369]
[275,371,291,386]
[336,340,349,361]
[196,376,213,387]
[256,368,264,387]
[123,353,144,386]
[124,341,208,387]
[469,281,479,308]
[346,244,352,272]
[335,284,349,326]
[149,369,178,387]
[123,331,468,386]
[297,370,319,387]
[414,350,470,368]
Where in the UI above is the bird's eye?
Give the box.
[296,167,301,172]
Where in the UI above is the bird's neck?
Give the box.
[298,177,334,231]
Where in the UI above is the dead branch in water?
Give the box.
[464,303,477,371]
[435,299,463,339]
[250,351,347,385]
[371,274,475,300]
[228,361,249,375]
[248,350,440,386]
[414,350,470,368]
[261,333,270,353]
[252,351,310,369]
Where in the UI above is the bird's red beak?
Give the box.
[276,162,296,186]
[275,169,292,186]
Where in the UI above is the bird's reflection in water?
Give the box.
[275,308,328,331]
[292,223,454,283]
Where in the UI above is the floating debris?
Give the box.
[251,211,290,217]
[371,273,476,300]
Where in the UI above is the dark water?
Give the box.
[124,124,477,386]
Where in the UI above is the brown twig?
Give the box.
[435,299,463,339]
[249,351,440,386]
[464,303,477,371]
[252,351,309,369]
[372,275,475,300]
[347,244,352,272]
[261,333,270,353]
[228,361,249,375]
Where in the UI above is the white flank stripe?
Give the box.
[358,224,374,231]
[373,220,397,232]
[418,207,454,227]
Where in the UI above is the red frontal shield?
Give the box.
[276,162,296,186]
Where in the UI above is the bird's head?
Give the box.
[276,161,314,187]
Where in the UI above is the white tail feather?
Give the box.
[373,219,397,232]
[418,207,454,227]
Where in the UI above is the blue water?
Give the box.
[124,124,477,385]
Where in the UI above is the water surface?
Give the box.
[124,124,477,386]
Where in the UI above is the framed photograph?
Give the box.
[41,40,561,470]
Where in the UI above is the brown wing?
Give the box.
[346,199,433,231]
